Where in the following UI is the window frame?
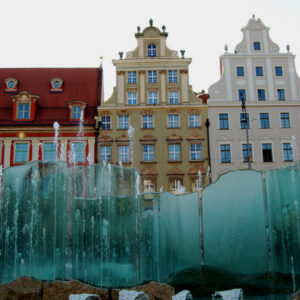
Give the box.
[242,143,253,163]
[277,89,286,101]
[14,142,29,164]
[17,103,30,120]
[283,143,293,162]
[168,114,179,128]
[219,113,229,130]
[128,92,137,105]
[148,70,158,83]
[118,115,129,130]
[128,71,137,84]
[147,44,157,57]
[118,145,130,163]
[238,89,247,101]
[257,89,266,101]
[142,144,154,161]
[100,145,111,163]
[253,41,261,50]
[168,70,178,83]
[148,91,158,104]
[142,115,153,129]
[220,144,231,163]
[262,143,273,162]
[169,91,179,104]
[190,144,202,161]
[189,114,200,128]
[101,116,111,130]
[255,66,264,76]
[260,113,270,129]
[240,113,250,129]
[168,144,181,161]
[280,112,290,128]
[43,142,57,161]
[70,142,86,163]
[71,105,83,120]
[275,66,283,76]
[236,67,244,77]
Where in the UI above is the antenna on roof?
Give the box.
[99,56,103,68]
[149,19,153,26]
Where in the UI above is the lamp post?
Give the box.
[240,95,251,169]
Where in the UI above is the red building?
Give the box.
[0,67,103,168]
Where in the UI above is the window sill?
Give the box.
[168,160,182,163]
[189,160,204,163]
[141,127,154,130]
[167,127,181,129]
[141,161,157,164]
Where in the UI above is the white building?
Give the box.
[208,16,300,182]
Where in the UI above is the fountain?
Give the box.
[0,160,299,297]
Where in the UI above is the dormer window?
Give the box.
[72,105,82,119]
[67,101,87,121]
[147,44,157,57]
[50,78,64,92]
[11,91,39,121]
[5,78,18,92]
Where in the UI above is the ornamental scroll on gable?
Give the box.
[234,17,280,54]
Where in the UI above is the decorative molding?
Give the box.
[139,70,146,75]
[117,71,125,75]
[179,69,188,74]
[159,70,166,74]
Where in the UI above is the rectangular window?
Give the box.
[253,41,261,50]
[118,145,129,162]
[277,89,285,100]
[44,142,56,161]
[148,70,157,83]
[240,113,250,129]
[242,144,253,163]
[143,179,155,193]
[257,89,266,101]
[18,103,30,119]
[101,116,111,130]
[128,92,137,105]
[190,144,202,161]
[189,114,200,128]
[255,66,264,76]
[236,67,244,76]
[118,115,129,129]
[238,89,246,101]
[280,112,290,128]
[100,146,111,163]
[143,145,154,161]
[168,70,178,82]
[71,106,82,119]
[262,143,273,162]
[128,71,137,84]
[148,91,158,104]
[169,91,179,104]
[220,144,231,163]
[260,113,270,129]
[168,114,179,128]
[15,143,28,163]
[283,143,293,162]
[219,113,229,130]
[169,178,183,194]
[168,144,180,161]
[70,142,85,162]
[275,66,283,76]
[142,115,153,129]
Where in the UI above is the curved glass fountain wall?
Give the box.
[0,161,299,291]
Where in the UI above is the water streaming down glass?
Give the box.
[0,160,299,294]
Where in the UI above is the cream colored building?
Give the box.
[97,20,208,193]
[208,16,300,182]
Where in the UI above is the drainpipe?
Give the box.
[94,121,101,164]
[205,118,212,184]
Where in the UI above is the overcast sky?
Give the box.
[0,0,299,100]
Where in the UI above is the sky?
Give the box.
[0,0,299,100]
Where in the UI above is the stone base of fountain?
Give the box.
[0,276,175,300]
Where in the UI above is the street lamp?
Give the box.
[240,95,251,169]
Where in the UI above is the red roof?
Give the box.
[0,68,102,126]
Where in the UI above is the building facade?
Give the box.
[97,20,208,193]
[208,16,300,182]
[0,67,102,168]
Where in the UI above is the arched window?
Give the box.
[147,44,157,57]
